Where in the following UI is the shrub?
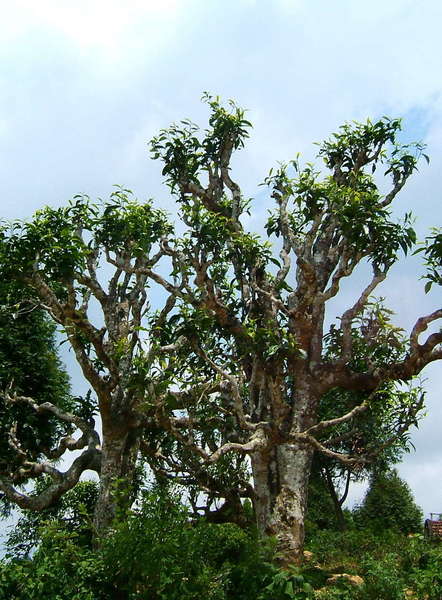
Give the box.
[0,524,109,600]
[3,484,438,600]
[258,565,314,600]
[1,485,278,600]
[6,480,98,558]
[101,486,275,600]
[359,553,405,600]
[403,537,442,600]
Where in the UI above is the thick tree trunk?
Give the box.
[251,442,313,564]
[93,428,139,544]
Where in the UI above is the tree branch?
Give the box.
[338,269,386,364]
[304,401,369,437]
[0,448,100,511]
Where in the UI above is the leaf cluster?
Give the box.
[0,189,173,287]
[151,94,252,194]
[416,227,442,292]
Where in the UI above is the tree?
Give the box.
[0,194,183,537]
[0,96,440,562]
[353,469,423,533]
[0,280,73,514]
[147,96,441,561]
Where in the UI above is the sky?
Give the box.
[0,0,441,525]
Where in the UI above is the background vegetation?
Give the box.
[0,472,439,600]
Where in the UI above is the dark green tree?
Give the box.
[354,469,423,533]
[0,280,73,513]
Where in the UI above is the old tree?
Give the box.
[0,97,441,561]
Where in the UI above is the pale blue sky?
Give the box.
[1,0,441,520]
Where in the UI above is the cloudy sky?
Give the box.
[1,0,441,519]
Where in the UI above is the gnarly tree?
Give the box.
[0,97,440,563]
[0,190,253,540]
[0,193,191,536]
[147,96,441,561]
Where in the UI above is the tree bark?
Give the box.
[251,442,313,564]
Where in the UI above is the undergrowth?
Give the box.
[1,488,441,600]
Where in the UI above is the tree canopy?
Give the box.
[0,96,440,561]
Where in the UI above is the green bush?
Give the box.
[306,528,406,571]
[359,553,405,600]
[258,565,315,600]
[0,524,109,600]
[2,485,440,600]
[101,486,275,600]
[6,480,98,558]
[402,536,442,600]
[0,486,278,600]
[306,529,442,600]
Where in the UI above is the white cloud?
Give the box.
[1,0,184,64]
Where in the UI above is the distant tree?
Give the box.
[310,313,423,532]
[354,469,423,533]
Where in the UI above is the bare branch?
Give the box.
[293,432,369,467]
[380,177,408,208]
[0,448,100,511]
[75,271,107,304]
[304,401,369,437]
[191,342,262,432]
[410,309,442,349]
[251,282,290,316]
[338,269,386,364]
[321,248,354,301]
[207,427,269,462]
[4,392,101,454]
[364,392,425,458]
[339,469,352,506]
